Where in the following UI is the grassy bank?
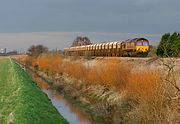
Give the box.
[0,58,68,124]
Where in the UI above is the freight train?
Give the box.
[64,38,150,57]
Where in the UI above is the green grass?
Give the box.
[0,58,68,124]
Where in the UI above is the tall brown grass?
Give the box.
[61,59,133,91]
[63,62,88,81]
[33,53,63,74]
[84,59,133,89]
[125,69,174,124]
[127,69,161,99]
[20,53,160,93]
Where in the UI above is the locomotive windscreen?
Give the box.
[143,41,149,46]
[136,38,149,46]
[136,42,142,46]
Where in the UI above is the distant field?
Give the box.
[0,58,68,124]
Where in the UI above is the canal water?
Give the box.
[32,75,92,124]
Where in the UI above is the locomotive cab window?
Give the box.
[143,41,149,46]
[136,42,142,46]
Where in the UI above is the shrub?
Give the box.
[157,32,180,57]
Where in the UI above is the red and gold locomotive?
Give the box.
[64,38,150,57]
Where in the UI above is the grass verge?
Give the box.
[0,58,68,124]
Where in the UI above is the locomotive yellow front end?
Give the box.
[135,38,149,56]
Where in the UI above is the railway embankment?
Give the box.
[17,54,180,124]
[0,58,68,124]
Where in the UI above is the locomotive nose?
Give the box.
[137,47,148,52]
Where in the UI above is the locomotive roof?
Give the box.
[66,38,148,49]
[125,38,148,42]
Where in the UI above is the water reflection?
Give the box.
[33,75,92,124]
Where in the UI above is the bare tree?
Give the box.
[72,36,92,47]
[27,45,48,57]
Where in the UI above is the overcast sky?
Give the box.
[0,0,179,51]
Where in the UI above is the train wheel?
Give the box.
[137,52,148,57]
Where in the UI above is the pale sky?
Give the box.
[0,0,179,51]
